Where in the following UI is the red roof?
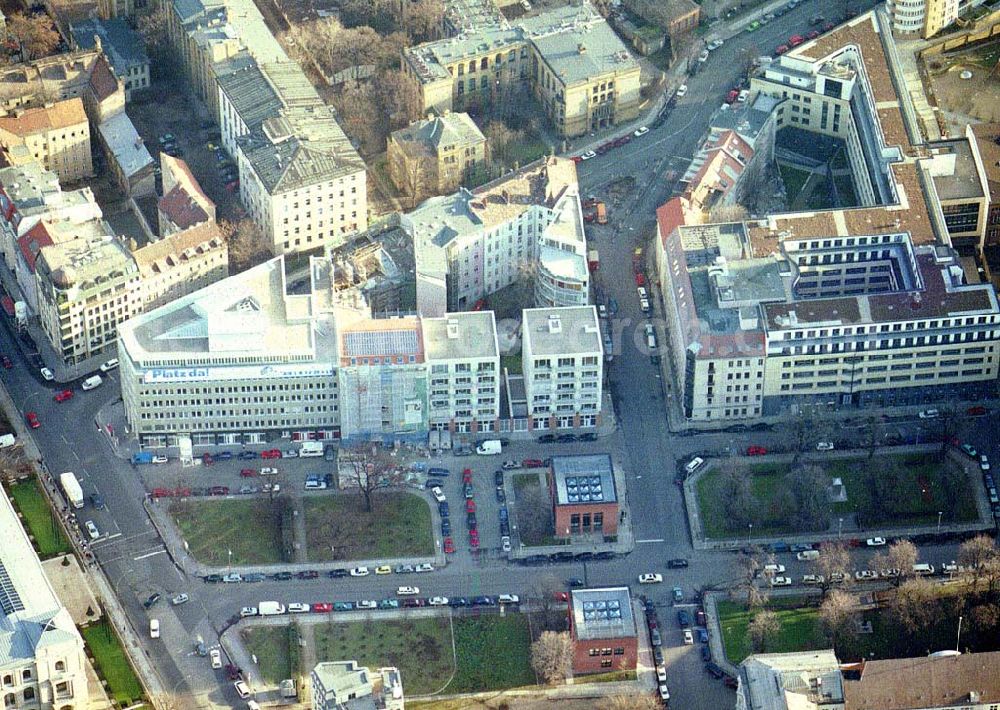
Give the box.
[158,184,210,231]
[17,222,53,272]
[88,55,119,102]
[656,197,688,248]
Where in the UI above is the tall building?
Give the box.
[0,99,93,183]
[655,10,1000,423]
[311,661,404,710]
[0,486,90,710]
[522,306,603,430]
[402,1,641,138]
[884,0,987,38]
[406,157,589,316]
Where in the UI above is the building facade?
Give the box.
[0,486,90,710]
[0,100,93,183]
[884,0,988,37]
[568,587,638,676]
[969,122,1000,246]
[311,661,404,710]
[550,454,618,537]
[71,19,151,101]
[387,112,487,204]
[522,307,603,430]
[133,221,228,310]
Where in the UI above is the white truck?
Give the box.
[258,601,286,616]
[60,472,84,509]
[299,441,324,458]
[476,440,502,455]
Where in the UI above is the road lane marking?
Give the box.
[134,548,166,561]
[636,538,665,543]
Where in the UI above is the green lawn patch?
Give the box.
[717,598,825,664]
[242,626,293,683]
[501,353,523,375]
[446,614,535,692]
[314,617,453,695]
[779,164,811,201]
[513,473,540,495]
[169,499,284,565]
[8,479,71,558]
[304,492,433,561]
[82,620,145,706]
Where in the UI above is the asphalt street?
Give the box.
[1,0,997,705]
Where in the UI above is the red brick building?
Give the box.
[569,587,638,675]
[549,454,619,538]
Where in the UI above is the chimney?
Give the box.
[578,43,586,54]
[446,319,459,339]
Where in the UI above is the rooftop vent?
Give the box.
[547,314,562,334]
[446,319,459,339]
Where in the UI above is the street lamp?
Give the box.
[748,523,753,546]
[937,511,943,533]
[227,549,232,572]
[838,517,843,539]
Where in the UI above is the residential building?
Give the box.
[0,486,90,710]
[133,221,228,310]
[568,587,637,675]
[387,112,487,203]
[71,19,150,100]
[402,1,641,138]
[655,10,1000,423]
[422,310,500,434]
[157,154,216,236]
[406,157,589,316]
[841,651,1000,709]
[969,123,1000,246]
[550,454,618,537]
[885,0,987,37]
[522,306,603,430]
[311,661,404,710]
[97,110,155,197]
[924,130,991,252]
[622,0,701,40]
[0,99,93,183]
[0,50,124,126]
[35,231,142,366]
[736,650,844,710]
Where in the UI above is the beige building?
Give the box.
[0,486,90,710]
[0,99,93,183]
[134,221,228,310]
[388,112,487,204]
[311,661,404,710]
[402,1,641,138]
[157,154,216,236]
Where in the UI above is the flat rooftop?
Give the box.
[422,310,499,361]
[552,454,617,506]
[570,587,635,642]
[843,651,1000,709]
[925,138,985,202]
[522,306,601,356]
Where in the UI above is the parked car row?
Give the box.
[519,550,615,565]
[238,593,521,617]
[203,564,437,584]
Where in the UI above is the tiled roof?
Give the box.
[88,54,120,101]
[159,185,209,230]
[0,98,88,136]
[843,652,1000,709]
[134,221,225,275]
[17,221,53,272]
[71,18,149,78]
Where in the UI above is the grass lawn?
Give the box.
[717,598,826,664]
[169,499,284,565]
[696,454,977,539]
[833,173,858,206]
[314,617,453,695]
[779,164,811,202]
[242,626,292,683]
[513,473,541,495]
[501,353,523,375]
[511,474,559,546]
[446,614,535,693]
[304,492,433,561]
[81,620,145,706]
[8,479,72,558]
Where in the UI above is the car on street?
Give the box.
[763,564,785,574]
[356,600,377,610]
[462,468,473,483]
[463,483,474,499]
[667,558,689,569]
[429,596,449,606]
[495,486,506,503]
[298,570,319,580]
[770,576,793,586]
[54,389,73,402]
[501,535,511,552]
[210,648,222,669]
[143,593,161,609]
[919,408,940,419]
[222,573,242,583]
[287,603,310,613]
[677,610,691,627]
[90,493,105,509]
[444,537,455,553]
[960,443,978,458]
[866,537,887,546]
[84,520,99,539]
[638,573,663,584]
[537,434,557,443]
[431,487,446,503]
[237,451,258,460]
[501,460,518,471]
[170,594,190,605]
[708,38,724,50]
[856,570,878,581]
[698,49,709,62]
[350,566,369,577]
[816,441,835,451]
[672,586,683,602]
[633,126,649,137]
[204,574,223,583]
[262,449,282,459]
[746,445,767,456]
[26,412,40,428]
[579,150,596,160]
[415,563,434,572]
[40,367,54,381]
[521,458,545,468]
[375,565,392,575]
[683,629,694,644]
[377,599,400,609]
[234,680,251,699]
[981,455,990,471]
[802,574,825,585]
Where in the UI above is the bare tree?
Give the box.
[530,630,573,684]
[8,13,60,61]
[375,70,422,130]
[935,406,959,460]
[815,541,853,598]
[734,546,772,609]
[134,8,173,77]
[218,217,269,273]
[340,444,406,513]
[748,610,781,653]
[876,540,919,587]
[959,535,998,590]
[819,589,857,645]
[891,577,936,633]
[970,603,1000,633]
[485,120,523,173]
[719,460,756,531]
[789,464,830,531]
[600,695,662,710]
[402,0,444,43]
[861,414,886,459]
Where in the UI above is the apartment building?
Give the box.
[884,0,988,37]
[655,10,1000,423]
[522,306,603,430]
[0,486,89,710]
[402,1,640,138]
[568,587,638,676]
[387,112,487,204]
[97,110,155,197]
[133,221,228,310]
[0,99,93,183]
[157,154,216,236]
[736,650,844,710]
[71,18,150,101]
[406,157,589,316]
[311,661,404,710]
[422,310,500,434]
[841,651,1000,708]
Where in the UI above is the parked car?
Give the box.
[54,389,73,402]
[866,537,887,546]
[667,558,689,568]
[639,573,663,584]
[350,566,370,577]
[143,593,161,609]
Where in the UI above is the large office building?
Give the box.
[655,10,1000,423]
[406,157,589,316]
[402,1,641,138]
[0,486,90,710]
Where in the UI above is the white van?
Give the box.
[912,563,935,576]
[796,550,820,561]
[81,375,103,391]
[684,457,705,475]
[476,440,502,455]
[299,441,323,457]
[149,619,160,638]
[100,358,119,372]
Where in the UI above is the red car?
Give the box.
[443,537,455,554]
[469,534,480,549]
[822,22,835,31]
[311,602,333,613]
[967,405,987,416]
[462,468,473,483]
[806,30,820,39]
[151,487,173,498]
[25,411,40,428]
[240,468,256,477]
[746,445,767,456]
[553,591,569,601]
[776,44,790,55]
[209,486,230,496]
[54,389,73,402]
[522,458,545,468]
[202,453,214,466]
[789,34,805,46]
[571,155,583,164]
[1,356,11,369]
[635,273,645,286]
[262,449,282,459]
[465,499,476,513]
